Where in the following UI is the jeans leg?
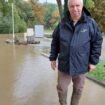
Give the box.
[57,71,71,105]
[70,74,85,105]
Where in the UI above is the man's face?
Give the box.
[68,0,83,21]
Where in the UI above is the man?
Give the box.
[49,0,103,105]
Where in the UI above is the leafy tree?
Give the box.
[0,0,27,33]
[0,0,44,33]
[43,3,60,30]
[29,0,44,25]
[83,0,94,9]
[50,10,60,29]
[0,16,12,33]
[90,0,105,32]
[15,0,34,28]
[13,6,27,32]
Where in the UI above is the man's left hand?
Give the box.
[88,64,96,72]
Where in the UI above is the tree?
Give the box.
[90,0,105,32]
[15,0,35,28]
[0,0,27,33]
[50,10,60,29]
[83,0,94,9]
[29,0,44,25]
[43,3,60,30]
[56,0,63,18]
[0,0,44,33]
[64,0,68,16]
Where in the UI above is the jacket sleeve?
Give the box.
[49,24,60,61]
[89,19,103,65]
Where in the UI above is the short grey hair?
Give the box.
[68,0,84,6]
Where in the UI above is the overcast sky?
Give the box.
[39,0,64,4]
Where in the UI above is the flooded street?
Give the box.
[0,35,105,105]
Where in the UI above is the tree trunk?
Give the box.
[56,0,63,18]
[64,0,68,16]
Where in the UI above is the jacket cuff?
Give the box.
[89,61,98,65]
[49,56,57,61]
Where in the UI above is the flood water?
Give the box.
[0,35,105,105]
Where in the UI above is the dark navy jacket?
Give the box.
[49,8,103,76]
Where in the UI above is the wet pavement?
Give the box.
[0,35,105,105]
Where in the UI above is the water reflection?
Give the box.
[12,56,41,100]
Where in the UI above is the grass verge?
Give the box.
[87,60,105,82]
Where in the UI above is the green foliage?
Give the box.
[0,0,60,33]
[15,0,32,23]
[0,2,3,13]
[43,3,60,30]
[90,0,105,33]
[0,0,27,33]
[14,7,27,32]
[17,20,27,32]
[0,16,11,33]
[0,1,27,34]
[0,0,44,33]
[84,0,94,9]
[29,0,44,24]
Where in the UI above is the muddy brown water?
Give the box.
[0,35,105,105]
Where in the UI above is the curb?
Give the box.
[43,37,52,42]
[40,52,49,58]
[86,75,105,88]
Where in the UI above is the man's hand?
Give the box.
[88,64,96,72]
[51,61,56,71]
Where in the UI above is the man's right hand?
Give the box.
[51,61,56,70]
